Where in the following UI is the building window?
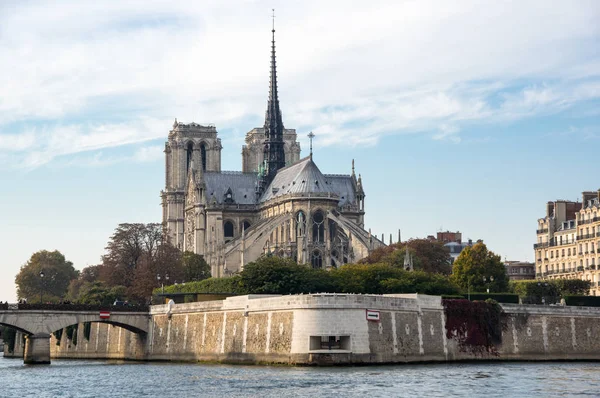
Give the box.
[241,220,251,232]
[311,250,323,269]
[312,211,325,243]
[200,143,207,171]
[224,221,234,239]
[186,142,194,171]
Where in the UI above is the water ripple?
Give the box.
[2,358,600,397]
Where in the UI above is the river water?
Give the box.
[1,357,600,397]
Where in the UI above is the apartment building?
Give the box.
[535,190,600,295]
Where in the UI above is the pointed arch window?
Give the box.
[241,220,251,232]
[200,143,207,171]
[224,221,234,240]
[311,250,323,269]
[186,142,194,171]
[312,211,325,243]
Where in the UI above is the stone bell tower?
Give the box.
[161,120,222,248]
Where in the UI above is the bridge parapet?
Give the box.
[2,303,149,312]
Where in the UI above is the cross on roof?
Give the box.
[308,131,315,159]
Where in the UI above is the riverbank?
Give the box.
[6,294,600,365]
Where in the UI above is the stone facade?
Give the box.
[10,294,600,365]
[535,190,600,295]
[242,128,300,173]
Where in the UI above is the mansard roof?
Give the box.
[204,171,257,205]
[260,156,337,202]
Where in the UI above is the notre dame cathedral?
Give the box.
[161,23,385,277]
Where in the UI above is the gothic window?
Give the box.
[224,221,234,240]
[200,143,207,171]
[329,220,337,241]
[186,142,194,171]
[241,220,251,232]
[311,250,323,269]
[312,211,325,243]
[296,211,306,237]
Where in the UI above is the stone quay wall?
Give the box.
[6,294,600,365]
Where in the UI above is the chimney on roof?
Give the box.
[546,202,554,218]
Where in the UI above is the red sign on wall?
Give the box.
[99,311,110,319]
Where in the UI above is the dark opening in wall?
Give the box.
[309,335,351,351]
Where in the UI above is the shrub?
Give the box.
[380,272,460,296]
[465,293,519,304]
[155,275,247,295]
[563,295,600,307]
[510,279,589,304]
[552,280,591,296]
[240,257,334,294]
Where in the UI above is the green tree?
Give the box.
[15,250,79,303]
[330,263,405,293]
[380,272,460,295]
[240,256,334,294]
[360,239,452,275]
[181,251,211,282]
[70,281,127,305]
[450,242,509,293]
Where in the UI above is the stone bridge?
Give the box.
[0,304,150,364]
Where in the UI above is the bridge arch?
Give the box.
[0,310,149,337]
[0,321,34,336]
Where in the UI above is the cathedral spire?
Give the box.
[257,9,286,198]
[262,9,285,178]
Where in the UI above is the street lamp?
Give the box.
[483,276,494,294]
[537,282,549,305]
[39,270,45,304]
[157,273,169,294]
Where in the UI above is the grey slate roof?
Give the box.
[204,171,257,205]
[325,174,356,207]
[202,158,357,207]
[260,157,335,202]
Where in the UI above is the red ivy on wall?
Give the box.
[442,298,506,356]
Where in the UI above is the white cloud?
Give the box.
[0,0,598,167]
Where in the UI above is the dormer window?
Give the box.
[224,187,235,204]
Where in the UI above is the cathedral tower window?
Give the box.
[312,211,325,243]
[186,142,194,171]
[200,143,207,171]
[224,221,234,240]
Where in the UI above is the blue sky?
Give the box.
[1,0,599,301]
